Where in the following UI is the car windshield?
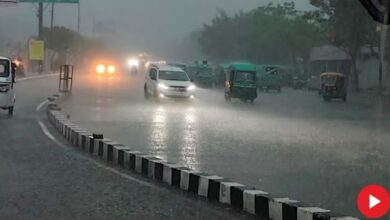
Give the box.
[0,60,9,77]
[158,71,189,81]
[322,76,338,84]
[234,71,255,82]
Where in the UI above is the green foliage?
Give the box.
[197,2,324,66]
[310,0,379,90]
[43,26,104,58]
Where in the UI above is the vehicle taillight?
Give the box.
[0,84,10,93]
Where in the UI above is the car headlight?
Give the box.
[158,83,169,90]
[107,65,116,74]
[128,59,139,68]
[187,85,196,91]
[96,64,106,74]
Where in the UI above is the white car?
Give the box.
[0,56,15,116]
[144,64,196,100]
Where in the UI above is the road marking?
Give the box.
[36,100,49,112]
[37,119,160,191]
[38,120,56,141]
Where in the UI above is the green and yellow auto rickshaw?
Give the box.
[186,61,215,88]
[225,63,258,103]
[320,72,347,102]
[256,65,283,92]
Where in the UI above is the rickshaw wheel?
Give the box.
[8,107,14,116]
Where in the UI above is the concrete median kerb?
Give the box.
[45,93,360,220]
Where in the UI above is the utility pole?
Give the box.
[77,1,81,33]
[37,2,44,73]
[378,8,389,97]
[38,2,43,39]
[50,2,55,29]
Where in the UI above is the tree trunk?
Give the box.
[350,55,360,91]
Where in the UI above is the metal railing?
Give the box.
[59,65,74,93]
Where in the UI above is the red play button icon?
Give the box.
[357,184,390,218]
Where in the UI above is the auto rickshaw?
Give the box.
[0,56,16,116]
[186,61,215,88]
[292,75,306,90]
[320,72,347,102]
[256,65,282,92]
[225,63,258,103]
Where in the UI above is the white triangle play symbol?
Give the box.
[369,194,381,209]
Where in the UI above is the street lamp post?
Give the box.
[38,2,43,39]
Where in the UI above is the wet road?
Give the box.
[62,72,390,218]
[0,75,255,220]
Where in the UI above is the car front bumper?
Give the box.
[158,89,194,98]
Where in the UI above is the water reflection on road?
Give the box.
[181,107,199,170]
[148,104,200,169]
[149,106,168,161]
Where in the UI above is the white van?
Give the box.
[0,56,16,116]
[144,64,196,100]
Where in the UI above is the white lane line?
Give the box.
[36,100,49,112]
[38,120,56,141]
[37,120,160,190]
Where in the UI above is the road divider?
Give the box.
[46,93,361,220]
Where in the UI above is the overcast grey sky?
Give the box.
[0,0,311,55]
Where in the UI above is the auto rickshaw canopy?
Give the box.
[229,63,257,72]
[320,72,346,78]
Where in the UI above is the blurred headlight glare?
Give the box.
[96,64,106,74]
[128,59,139,67]
[107,65,116,74]
[158,83,169,90]
[187,85,196,91]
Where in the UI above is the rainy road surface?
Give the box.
[60,71,390,218]
[0,75,256,220]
